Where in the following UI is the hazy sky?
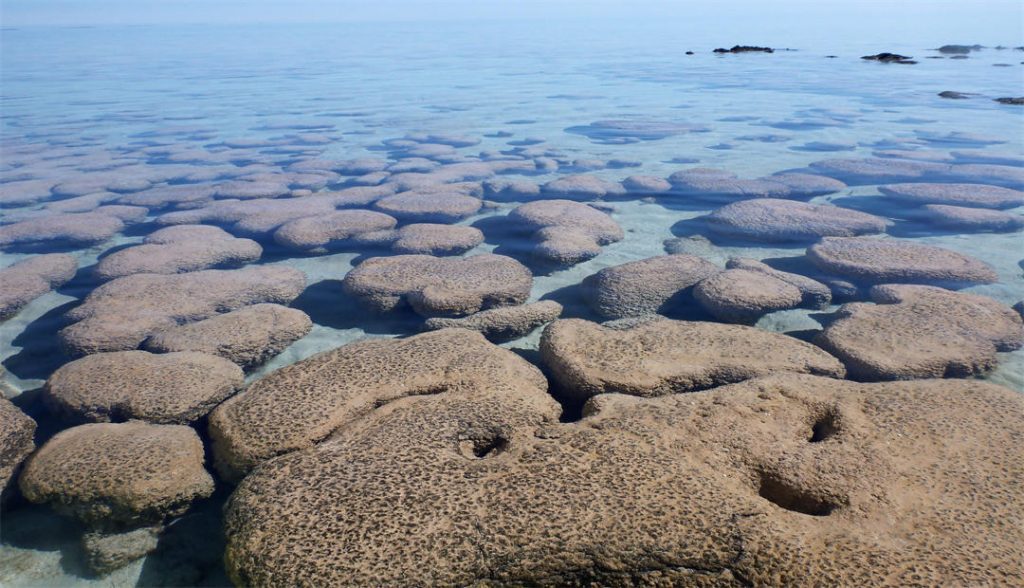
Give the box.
[2,0,1022,42]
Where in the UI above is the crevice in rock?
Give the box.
[757,472,837,516]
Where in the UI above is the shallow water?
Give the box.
[1,16,1023,586]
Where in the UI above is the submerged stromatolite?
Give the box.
[806,237,999,286]
[0,253,78,321]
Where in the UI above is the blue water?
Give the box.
[1,17,1023,586]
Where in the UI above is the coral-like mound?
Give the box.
[693,268,804,324]
[373,192,481,223]
[273,210,397,252]
[1,398,35,502]
[815,284,1024,380]
[668,168,846,200]
[582,254,720,319]
[541,174,628,200]
[208,328,559,481]
[541,317,844,399]
[60,266,306,355]
[354,223,485,255]
[45,350,244,424]
[878,182,1024,209]
[0,253,77,321]
[704,198,888,242]
[918,204,1024,232]
[424,300,562,342]
[725,257,832,308]
[807,237,998,285]
[96,225,262,279]
[342,254,532,318]
[0,212,124,248]
[144,303,311,369]
[508,199,623,266]
[222,373,1024,586]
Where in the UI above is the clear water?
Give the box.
[1,16,1023,586]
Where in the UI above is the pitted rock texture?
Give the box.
[144,303,310,369]
[82,526,162,576]
[208,328,560,481]
[0,212,124,248]
[44,350,244,424]
[540,174,627,200]
[621,175,672,194]
[272,210,397,252]
[423,300,562,342]
[1,398,36,501]
[918,204,1024,232]
[815,284,1024,380]
[19,421,214,527]
[60,266,306,355]
[342,254,532,318]
[354,223,485,256]
[668,168,846,200]
[694,269,805,324]
[222,374,1024,587]
[582,254,720,319]
[156,197,336,237]
[373,192,482,223]
[508,199,623,266]
[703,198,888,242]
[878,182,1024,209]
[0,253,78,321]
[541,318,844,400]
[95,225,262,280]
[807,237,998,286]
[725,257,832,308]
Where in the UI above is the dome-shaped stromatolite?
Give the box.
[621,174,673,194]
[878,182,1024,209]
[0,253,78,321]
[508,199,623,266]
[353,223,485,256]
[481,178,541,202]
[809,157,1024,188]
[1,398,35,502]
[222,373,1024,586]
[582,254,720,319]
[725,257,832,308]
[19,422,214,573]
[156,197,337,237]
[342,254,532,318]
[208,328,560,481]
[807,236,998,286]
[540,174,627,200]
[272,210,397,252]
[704,198,889,242]
[144,303,312,369]
[95,225,262,280]
[541,317,843,399]
[668,168,846,200]
[918,204,1024,232]
[694,269,805,324]
[424,300,562,342]
[59,266,306,356]
[44,350,244,424]
[0,212,124,248]
[815,284,1024,380]
[373,192,482,223]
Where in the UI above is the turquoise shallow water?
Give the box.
[1,17,1023,586]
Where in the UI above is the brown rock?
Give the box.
[878,182,1024,209]
[0,212,124,248]
[704,198,888,242]
[273,210,397,252]
[0,253,78,321]
[95,225,262,280]
[423,300,562,342]
[1,397,36,502]
[807,236,998,285]
[582,254,720,319]
[693,268,804,324]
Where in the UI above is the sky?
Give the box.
[1,0,1022,44]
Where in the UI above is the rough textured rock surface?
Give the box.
[272,210,397,252]
[583,254,720,319]
[815,284,1024,380]
[44,350,244,424]
[60,266,306,355]
[694,269,804,323]
[82,526,162,576]
[541,318,844,400]
[209,328,560,481]
[342,254,532,318]
[373,192,481,223]
[0,212,124,248]
[725,257,832,308]
[95,225,262,280]
[0,253,78,321]
[809,157,1024,188]
[807,237,998,285]
[878,182,1024,209]
[622,175,673,193]
[222,373,1024,587]
[19,421,214,527]
[354,223,485,255]
[918,204,1024,232]
[141,303,310,370]
[704,198,888,242]
[668,168,846,200]
[541,174,627,200]
[423,300,562,342]
[508,199,623,265]
[1,398,36,502]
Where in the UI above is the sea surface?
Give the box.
[1,18,1022,586]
